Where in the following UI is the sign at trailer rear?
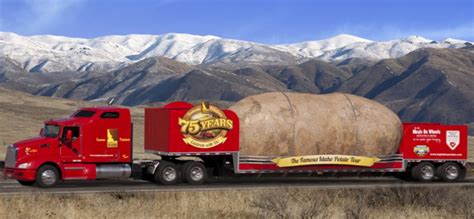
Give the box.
[401,123,468,160]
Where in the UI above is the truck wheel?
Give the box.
[36,165,60,188]
[154,161,179,185]
[17,180,35,186]
[411,162,435,182]
[182,161,207,185]
[436,162,463,182]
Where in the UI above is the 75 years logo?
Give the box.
[178,102,233,149]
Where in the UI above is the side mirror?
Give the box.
[40,128,44,136]
[66,130,73,142]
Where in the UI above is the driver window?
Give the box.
[62,126,80,141]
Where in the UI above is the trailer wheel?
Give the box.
[411,162,435,182]
[436,162,464,182]
[36,164,60,188]
[182,161,207,185]
[154,161,179,185]
[17,180,35,186]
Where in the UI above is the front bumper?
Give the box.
[3,168,36,181]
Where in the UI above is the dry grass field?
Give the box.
[0,187,472,218]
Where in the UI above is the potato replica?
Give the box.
[229,92,402,157]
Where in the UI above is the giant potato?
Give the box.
[229,92,402,157]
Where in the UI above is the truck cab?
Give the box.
[3,107,132,187]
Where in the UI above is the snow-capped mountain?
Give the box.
[274,35,471,61]
[0,32,471,72]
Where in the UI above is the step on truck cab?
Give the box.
[3,101,469,187]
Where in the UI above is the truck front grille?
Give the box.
[4,145,17,168]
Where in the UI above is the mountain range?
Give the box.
[1,32,471,72]
[0,32,473,134]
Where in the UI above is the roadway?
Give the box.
[0,177,473,195]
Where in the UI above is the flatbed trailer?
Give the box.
[3,101,468,187]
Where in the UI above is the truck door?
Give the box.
[92,111,121,162]
[60,126,82,162]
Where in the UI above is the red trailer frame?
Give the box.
[143,102,468,177]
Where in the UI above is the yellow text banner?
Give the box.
[271,155,381,167]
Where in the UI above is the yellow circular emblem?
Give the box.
[178,102,233,149]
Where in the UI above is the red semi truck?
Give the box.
[2,101,469,187]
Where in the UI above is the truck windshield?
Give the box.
[43,124,60,138]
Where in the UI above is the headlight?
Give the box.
[17,162,32,169]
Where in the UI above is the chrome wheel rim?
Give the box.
[41,170,56,185]
[163,167,177,182]
[420,165,434,180]
[190,166,204,181]
[445,165,459,180]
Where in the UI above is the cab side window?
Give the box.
[101,112,119,119]
[62,126,80,141]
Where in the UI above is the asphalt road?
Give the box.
[0,177,473,195]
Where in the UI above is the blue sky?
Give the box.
[0,0,473,44]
